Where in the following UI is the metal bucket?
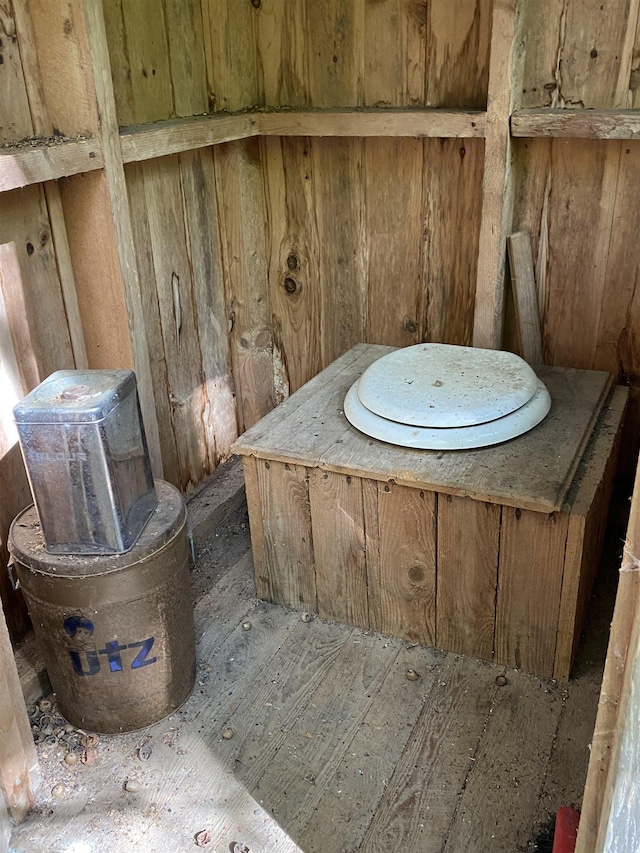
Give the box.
[8,480,195,733]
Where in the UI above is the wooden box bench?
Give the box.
[233,344,627,680]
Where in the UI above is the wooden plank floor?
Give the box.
[8,460,621,853]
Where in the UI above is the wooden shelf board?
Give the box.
[119,112,258,164]
[512,109,640,139]
[0,138,103,192]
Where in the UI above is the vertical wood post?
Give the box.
[0,601,39,824]
[472,0,523,350]
[81,0,164,477]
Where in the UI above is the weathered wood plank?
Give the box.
[576,462,640,853]
[361,656,497,852]
[258,108,486,137]
[201,0,260,112]
[255,0,309,108]
[473,0,522,350]
[437,494,500,661]
[119,113,257,164]
[0,600,39,823]
[495,507,569,677]
[253,459,316,609]
[426,0,492,110]
[164,0,208,117]
[423,137,484,345]
[444,671,565,852]
[309,470,368,630]
[138,155,211,489]
[0,0,33,145]
[364,137,423,347]
[236,345,614,515]
[0,139,102,192]
[214,139,276,431]
[83,0,163,476]
[262,136,322,396]
[306,0,363,108]
[179,147,237,465]
[507,230,544,366]
[364,0,426,107]
[512,109,640,139]
[243,631,399,834]
[312,137,366,366]
[298,643,438,852]
[125,161,180,484]
[554,387,626,680]
[365,481,437,646]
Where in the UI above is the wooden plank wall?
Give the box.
[103,0,489,489]
[3,0,640,641]
[514,0,640,461]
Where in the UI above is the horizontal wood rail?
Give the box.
[0,137,103,192]
[4,107,640,194]
[511,108,640,139]
[119,108,486,164]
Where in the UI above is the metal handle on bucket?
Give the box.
[7,556,20,590]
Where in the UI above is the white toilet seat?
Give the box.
[344,344,551,450]
[356,343,540,428]
[344,379,551,450]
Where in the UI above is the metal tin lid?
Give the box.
[13,369,137,424]
[8,480,186,577]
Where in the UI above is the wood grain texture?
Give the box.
[365,481,437,645]
[512,108,640,138]
[0,0,33,144]
[0,600,39,822]
[426,0,492,109]
[364,0,426,107]
[254,459,316,609]
[423,137,484,345]
[364,137,423,347]
[473,0,521,350]
[0,139,102,191]
[507,230,544,365]
[444,671,565,852]
[309,469,368,629]
[84,0,163,476]
[262,135,322,396]
[255,0,309,108]
[520,0,638,110]
[179,148,237,464]
[235,345,614,514]
[312,137,366,366]
[214,139,276,432]
[554,388,626,680]
[201,0,260,112]
[437,494,500,661]
[576,457,640,853]
[361,656,496,852]
[495,507,569,677]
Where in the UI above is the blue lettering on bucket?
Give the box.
[128,637,157,669]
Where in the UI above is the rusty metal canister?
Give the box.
[8,480,195,734]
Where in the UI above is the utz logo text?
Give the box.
[63,614,157,677]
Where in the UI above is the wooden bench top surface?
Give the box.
[233,344,620,513]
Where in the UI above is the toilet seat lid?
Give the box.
[356,343,540,428]
[344,378,551,450]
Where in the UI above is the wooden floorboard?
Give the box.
[9,469,619,853]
